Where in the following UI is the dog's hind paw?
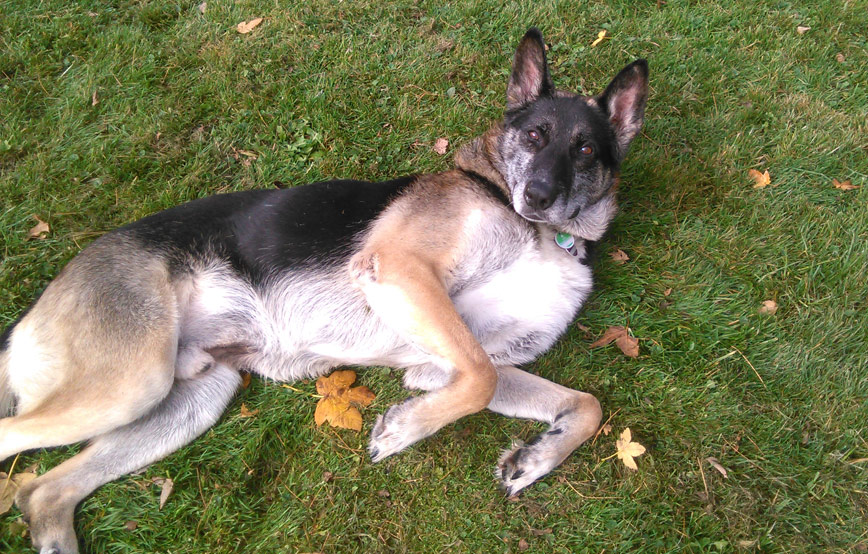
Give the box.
[496,437,561,496]
[368,397,432,462]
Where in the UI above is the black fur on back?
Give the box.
[124,176,416,282]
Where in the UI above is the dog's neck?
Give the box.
[454,125,511,198]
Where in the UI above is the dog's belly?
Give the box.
[452,249,593,366]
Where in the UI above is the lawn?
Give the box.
[1,0,866,552]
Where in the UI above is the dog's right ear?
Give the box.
[506,28,554,111]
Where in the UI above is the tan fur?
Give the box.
[0,239,178,461]
[350,171,501,435]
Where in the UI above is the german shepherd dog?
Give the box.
[0,29,647,553]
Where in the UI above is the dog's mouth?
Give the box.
[515,203,583,225]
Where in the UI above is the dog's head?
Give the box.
[497,28,648,228]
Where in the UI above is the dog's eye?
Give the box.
[580,145,593,156]
[527,129,541,142]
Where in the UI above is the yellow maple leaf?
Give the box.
[591,30,608,47]
[314,370,375,432]
[615,428,646,470]
[748,168,771,188]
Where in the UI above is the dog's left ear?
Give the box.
[597,59,649,157]
[506,28,554,110]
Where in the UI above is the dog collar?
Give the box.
[555,232,579,257]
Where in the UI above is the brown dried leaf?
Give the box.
[576,322,590,333]
[91,90,99,106]
[125,520,138,531]
[236,18,263,34]
[835,52,845,63]
[197,2,207,15]
[241,371,252,389]
[615,428,646,470]
[601,423,612,436]
[615,334,639,358]
[707,457,729,478]
[28,215,50,240]
[158,477,173,510]
[610,248,629,264]
[239,403,258,418]
[518,538,530,551]
[0,472,38,515]
[796,25,810,35]
[589,326,626,348]
[833,178,858,191]
[433,137,449,155]
[664,288,672,297]
[759,300,778,315]
[749,168,771,188]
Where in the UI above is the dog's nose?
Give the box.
[524,181,556,210]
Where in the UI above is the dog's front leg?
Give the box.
[488,366,602,495]
[350,248,497,461]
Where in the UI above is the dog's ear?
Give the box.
[506,28,554,110]
[597,59,649,157]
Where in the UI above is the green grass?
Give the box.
[2,0,867,552]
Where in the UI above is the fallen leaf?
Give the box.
[591,30,608,47]
[796,25,810,34]
[615,428,646,470]
[197,2,207,14]
[836,52,845,63]
[315,396,363,431]
[433,137,449,155]
[664,288,672,297]
[91,90,99,106]
[314,370,376,432]
[610,248,629,264]
[589,326,626,349]
[316,369,358,396]
[748,168,771,188]
[759,300,778,315]
[322,471,334,482]
[833,178,858,191]
[601,423,612,436]
[530,528,553,536]
[158,478,173,510]
[0,472,37,515]
[706,457,728,478]
[28,215,50,239]
[241,371,252,389]
[124,521,138,531]
[615,334,639,358]
[237,18,263,34]
[589,326,639,357]
[239,403,259,418]
[576,322,590,333]
[518,538,530,551]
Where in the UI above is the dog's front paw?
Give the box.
[368,397,431,462]
[497,437,561,496]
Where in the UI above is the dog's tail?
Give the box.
[0,316,19,418]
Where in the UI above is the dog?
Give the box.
[0,28,648,553]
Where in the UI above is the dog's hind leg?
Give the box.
[487,366,602,496]
[15,364,241,554]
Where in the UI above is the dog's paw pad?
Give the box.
[368,398,429,462]
[496,437,559,496]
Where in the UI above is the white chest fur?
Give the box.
[452,235,593,366]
